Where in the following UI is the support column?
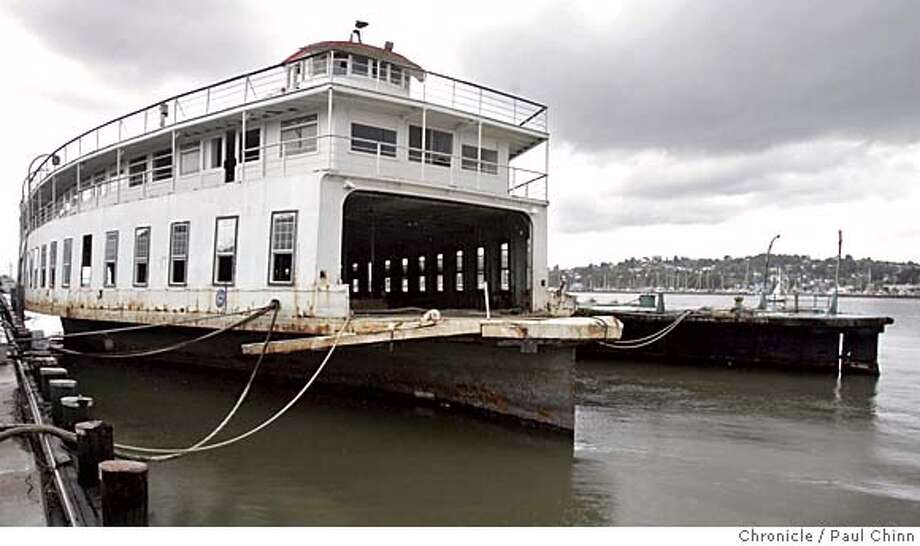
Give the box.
[240,111,246,183]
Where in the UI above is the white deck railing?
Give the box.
[24,51,547,206]
[26,133,548,232]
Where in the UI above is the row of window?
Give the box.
[27,211,298,291]
[288,52,411,89]
[349,243,511,295]
[349,123,499,173]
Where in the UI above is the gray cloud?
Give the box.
[463,1,920,153]
[6,0,275,86]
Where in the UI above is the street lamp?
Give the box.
[758,234,781,310]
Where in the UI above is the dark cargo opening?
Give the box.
[342,191,531,312]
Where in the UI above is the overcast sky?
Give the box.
[1,0,917,273]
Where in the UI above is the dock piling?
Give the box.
[60,395,94,431]
[75,421,114,487]
[38,366,68,399]
[99,460,148,526]
[48,378,78,425]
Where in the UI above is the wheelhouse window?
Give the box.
[62,238,72,288]
[311,54,328,76]
[242,128,261,162]
[333,52,348,75]
[128,156,147,187]
[134,227,150,286]
[80,234,92,287]
[409,126,453,167]
[389,64,403,86]
[213,217,238,285]
[169,222,189,285]
[280,115,318,156]
[40,245,47,288]
[351,55,370,77]
[152,148,173,181]
[104,231,118,287]
[350,123,397,157]
[461,145,499,175]
[269,211,296,284]
[49,241,57,288]
[179,142,201,175]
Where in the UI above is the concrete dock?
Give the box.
[0,335,46,526]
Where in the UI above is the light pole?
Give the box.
[758,234,781,310]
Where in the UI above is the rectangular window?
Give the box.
[500,242,510,291]
[311,54,328,76]
[179,142,201,175]
[351,263,359,294]
[418,256,426,293]
[242,128,261,162]
[461,145,499,175]
[401,258,409,293]
[128,156,147,187]
[104,231,118,287]
[280,115,318,156]
[152,148,173,181]
[477,246,486,290]
[269,211,296,284]
[333,52,348,75]
[436,253,444,292]
[389,64,403,86]
[134,227,150,286]
[213,217,238,285]
[350,123,397,157]
[351,55,369,76]
[49,241,57,288]
[62,238,72,288]
[455,250,464,292]
[367,262,373,294]
[169,222,189,285]
[209,137,223,169]
[409,126,453,167]
[384,259,391,293]
[40,245,47,288]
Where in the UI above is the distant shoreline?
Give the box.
[569,289,920,300]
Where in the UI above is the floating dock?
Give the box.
[577,300,893,375]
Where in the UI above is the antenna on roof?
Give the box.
[351,20,368,43]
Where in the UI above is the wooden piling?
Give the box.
[99,460,148,526]
[48,378,78,425]
[38,366,68,399]
[75,421,114,488]
[60,395,93,431]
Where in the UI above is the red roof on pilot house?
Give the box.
[283,41,424,72]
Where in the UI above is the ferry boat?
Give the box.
[18,27,619,431]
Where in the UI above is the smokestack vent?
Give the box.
[384,41,394,51]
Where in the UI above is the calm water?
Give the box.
[59,294,920,525]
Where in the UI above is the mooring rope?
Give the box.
[113,302,280,460]
[597,310,693,350]
[52,303,276,360]
[114,315,352,461]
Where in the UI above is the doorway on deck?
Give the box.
[224,130,237,183]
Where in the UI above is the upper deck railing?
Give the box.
[23,51,548,200]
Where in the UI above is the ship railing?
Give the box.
[24,51,547,210]
[28,133,547,231]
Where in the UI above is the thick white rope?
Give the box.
[114,304,280,461]
[116,315,352,461]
